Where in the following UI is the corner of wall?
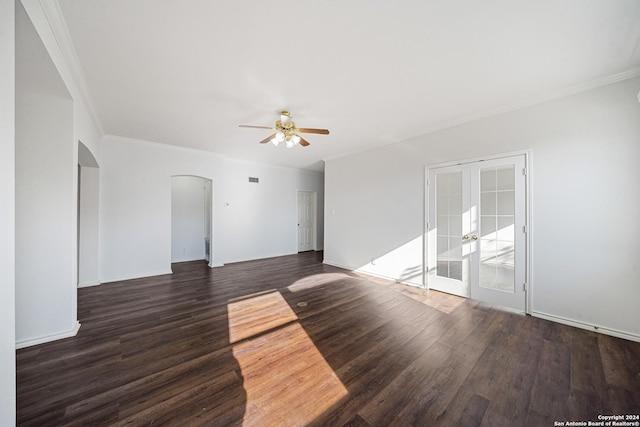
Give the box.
[15,321,81,350]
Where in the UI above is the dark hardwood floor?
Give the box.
[16,252,640,426]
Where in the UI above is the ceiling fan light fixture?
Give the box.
[239,110,329,148]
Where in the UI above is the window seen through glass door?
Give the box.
[436,172,463,281]
[479,166,515,292]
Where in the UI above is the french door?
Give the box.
[426,154,527,312]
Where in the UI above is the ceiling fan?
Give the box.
[239,110,330,148]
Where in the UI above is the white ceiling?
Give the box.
[56,0,640,172]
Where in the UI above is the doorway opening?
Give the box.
[171,176,213,265]
[297,191,317,252]
[77,141,99,288]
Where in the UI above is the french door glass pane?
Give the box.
[436,172,462,281]
[479,166,515,292]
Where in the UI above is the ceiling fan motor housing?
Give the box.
[280,110,293,127]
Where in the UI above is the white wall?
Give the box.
[217,159,325,263]
[15,2,79,347]
[325,76,640,340]
[171,176,207,263]
[20,0,102,162]
[325,145,424,285]
[0,0,16,422]
[100,136,325,283]
[79,165,100,286]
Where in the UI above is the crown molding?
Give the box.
[324,67,640,163]
[104,134,325,174]
[38,0,104,136]
[409,67,640,139]
[104,134,228,158]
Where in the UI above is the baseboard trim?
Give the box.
[322,260,352,271]
[323,261,424,288]
[101,269,173,284]
[531,311,640,343]
[356,269,424,288]
[78,280,101,288]
[16,320,81,349]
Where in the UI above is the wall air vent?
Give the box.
[249,177,259,183]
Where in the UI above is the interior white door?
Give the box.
[427,155,527,312]
[297,191,314,252]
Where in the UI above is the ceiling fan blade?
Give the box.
[258,133,276,144]
[297,127,330,135]
[239,125,274,130]
[298,136,311,147]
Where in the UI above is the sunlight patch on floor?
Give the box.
[287,272,354,292]
[227,291,299,344]
[228,291,348,425]
[392,284,467,314]
[232,322,348,426]
[351,269,467,315]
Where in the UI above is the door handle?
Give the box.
[462,234,470,240]
[471,235,478,240]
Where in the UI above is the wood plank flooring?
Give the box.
[16,252,640,426]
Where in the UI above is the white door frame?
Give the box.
[424,150,532,313]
